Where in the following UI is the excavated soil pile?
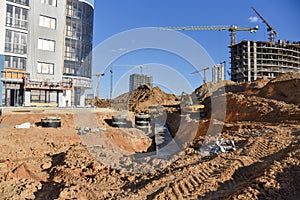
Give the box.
[94,98,111,108]
[195,72,300,104]
[258,73,300,104]
[225,93,300,122]
[195,72,300,122]
[113,84,178,113]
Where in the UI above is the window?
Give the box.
[31,90,57,103]
[64,61,75,74]
[6,5,29,30]
[66,17,82,39]
[5,30,27,54]
[7,0,29,6]
[64,38,81,61]
[38,39,55,51]
[41,0,57,7]
[66,0,82,18]
[4,56,26,69]
[39,15,56,29]
[37,62,54,74]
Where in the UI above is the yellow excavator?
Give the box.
[180,92,205,117]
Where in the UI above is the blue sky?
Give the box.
[90,0,300,98]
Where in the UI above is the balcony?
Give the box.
[63,75,92,89]
[0,69,28,83]
[0,70,74,90]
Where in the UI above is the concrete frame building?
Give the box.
[231,40,300,82]
[129,74,153,92]
[0,0,94,107]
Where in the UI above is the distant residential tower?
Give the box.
[129,74,153,92]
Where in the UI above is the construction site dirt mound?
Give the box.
[94,98,111,108]
[258,73,300,104]
[225,93,300,123]
[194,80,236,101]
[195,72,300,105]
[194,73,300,123]
[113,84,178,113]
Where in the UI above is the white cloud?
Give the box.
[111,48,127,53]
[248,16,259,23]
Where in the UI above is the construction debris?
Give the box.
[199,138,236,156]
[249,128,275,136]
[15,122,31,129]
[77,127,106,136]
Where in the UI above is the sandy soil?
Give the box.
[0,73,299,199]
[0,116,298,199]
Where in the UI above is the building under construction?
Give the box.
[230,40,300,82]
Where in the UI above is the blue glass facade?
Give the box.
[64,0,94,79]
[79,0,94,8]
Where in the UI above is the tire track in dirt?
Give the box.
[121,156,233,199]
[121,131,292,199]
[152,158,243,199]
[198,133,294,199]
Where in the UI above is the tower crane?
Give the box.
[191,67,210,84]
[161,25,259,46]
[251,7,278,44]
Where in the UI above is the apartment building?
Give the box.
[129,74,153,92]
[231,40,300,82]
[212,62,225,83]
[0,0,94,107]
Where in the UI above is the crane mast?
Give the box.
[191,67,210,84]
[251,7,278,43]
